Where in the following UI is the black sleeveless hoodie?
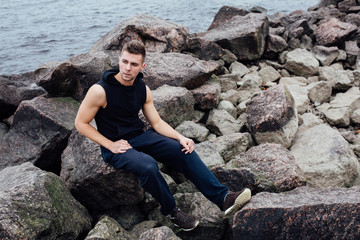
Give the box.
[94,68,146,141]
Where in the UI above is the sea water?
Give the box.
[0,0,319,75]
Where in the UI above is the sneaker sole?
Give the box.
[174,219,200,231]
[224,188,251,216]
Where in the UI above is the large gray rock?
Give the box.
[60,130,143,212]
[0,162,91,240]
[0,72,46,119]
[175,121,209,142]
[191,82,221,111]
[143,52,221,90]
[306,81,332,104]
[317,87,360,127]
[312,45,340,66]
[291,124,360,187]
[212,132,253,163]
[233,186,360,239]
[211,166,256,192]
[0,123,8,144]
[284,84,310,114]
[0,96,79,173]
[148,192,227,240]
[202,13,269,61]
[246,84,299,148]
[318,66,353,91]
[231,143,305,192]
[207,5,249,31]
[89,14,189,54]
[314,17,357,46]
[139,226,180,240]
[206,109,242,136]
[85,216,134,240]
[195,141,224,167]
[151,85,195,128]
[284,48,319,77]
[36,51,113,101]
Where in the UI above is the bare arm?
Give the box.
[74,84,131,154]
[142,86,194,154]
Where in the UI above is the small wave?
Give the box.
[44,39,59,43]
[88,25,105,30]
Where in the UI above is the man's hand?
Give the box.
[108,139,132,154]
[179,136,194,154]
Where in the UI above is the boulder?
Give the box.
[237,79,262,104]
[36,51,113,101]
[306,81,332,104]
[186,37,225,61]
[344,13,360,26]
[265,34,288,55]
[60,130,143,212]
[206,109,242,136]
[217,75,238,92]
[211,166,256,192]
[229,61,250,77]
[284,48,319,77]
[220,89,240,106]
[314,18,357,46]
[0,123,8,144]
[0,73,46,120]
[194,141,224,167]
[318,66,353,91]
[139,226,180,240]
[231,143,305,192]
[318,87,360,127]
[207,6,249,31]
[151,85,195,128]
[175,121,209,143]
[284,84,310,114]
[191,82,221,110]
[174,192,227,240]
[318,103,352,127]
[0,96,79,173]
[212,132,253,163]
[89,14,189,54]
[202,13,269,61]
[85,216,134,240]
[258,65,281,83]
[130,220,159,239]
[233,186,360,239]
[217,100,237,118]
[246,84,299,148]
[0,162,91,240]
[345,40,360,66]
[352,108,360,125]
[312,45,339,66]
[291,124,360,187]
[338,0,357,13]
[143,52,221,90]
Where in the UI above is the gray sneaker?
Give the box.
[222,188,251,216]
[170,208,200,231]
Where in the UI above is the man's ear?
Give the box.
[141,63,146,71]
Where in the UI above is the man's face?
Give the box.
[119,51,145,84]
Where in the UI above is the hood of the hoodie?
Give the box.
[101,68,144,85]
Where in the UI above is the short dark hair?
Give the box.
[122,40,146,60]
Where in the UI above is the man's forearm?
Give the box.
[75,122,113,149]
[151,119,182,141]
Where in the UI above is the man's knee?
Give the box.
[138,158,159,176]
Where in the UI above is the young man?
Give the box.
[75,40,251,231]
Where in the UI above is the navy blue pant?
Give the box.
[101,129,228,215]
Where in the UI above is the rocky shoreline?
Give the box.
[1,0,360,239]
